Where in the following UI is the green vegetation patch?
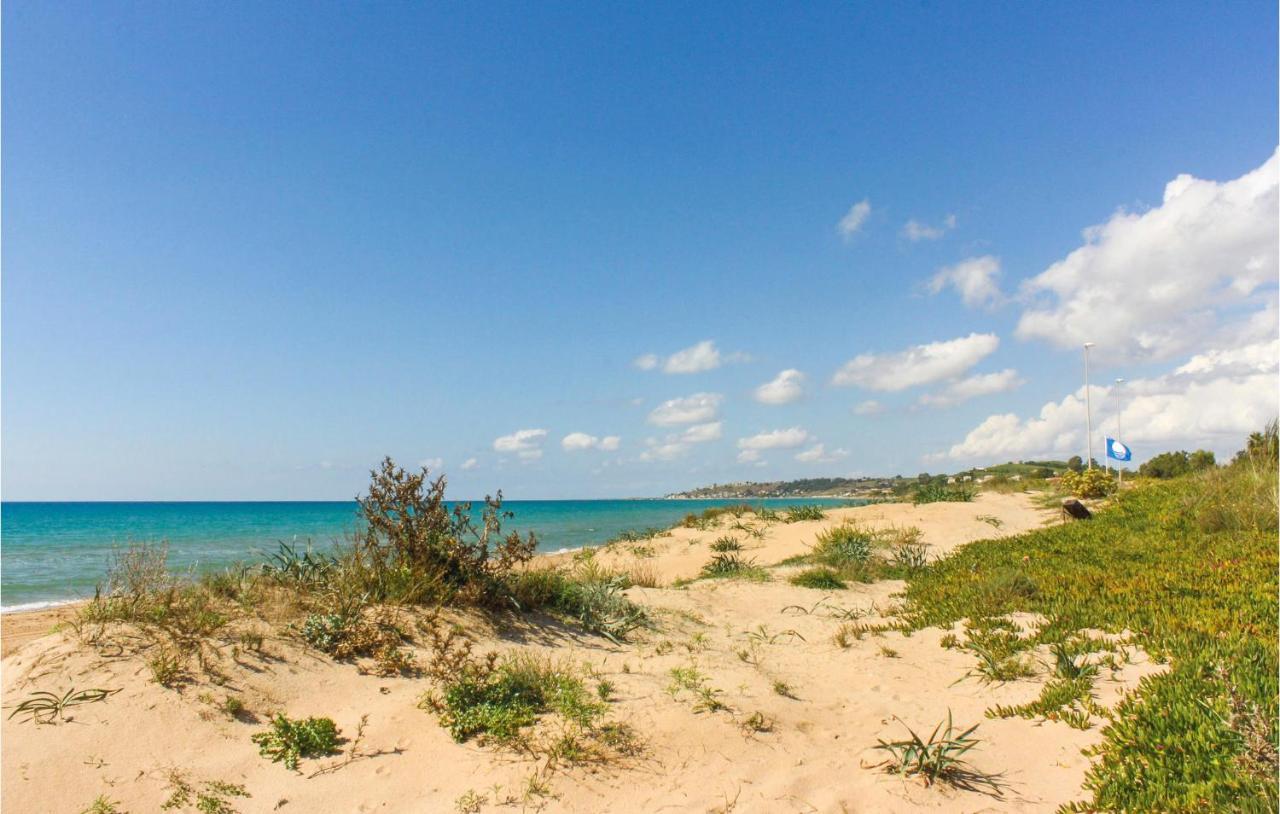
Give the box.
[901,456,1278,812]
[252,714,342,770]
[788,567,846,590]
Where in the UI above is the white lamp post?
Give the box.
[1083,343,1096,469]
[1115,377,1125,485]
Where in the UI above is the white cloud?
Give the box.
[493,429,547,461]
[664,340,721,374]
[754,369,806,405]
[738,427,811,451]
[837,199,871,237]
[928,255,1003,309]
[561,432,621,452]
[680,422,723,443]
[460,457,478,471]
[737,449,762,463]
[903,214,956,241]
[918,369,1024,408]
[853,400,885,416]
[647,392,723,426]
[795,443,849,463]
[640,421,722,462]
[1015,150,1279,362]
[832,333,999,391]
[418,457,444,471]
[939,340,1278,463]
[633,341,749,375]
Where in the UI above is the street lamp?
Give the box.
[1083,343,1096,469]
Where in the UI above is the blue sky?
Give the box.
[4,1,1277,500]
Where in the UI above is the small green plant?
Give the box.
[784,504,827,522]
[772,679,797,699]
[788,567,846,590]
[875,712,993,790]
[710,536,743,553]
[7,687,119,724]
[742,711,774,733]
[976,514,1003,528]
[221,695,247,719]
[161,771,251,814]
[753,505,781,522]
[832,622,881,648]
[913,483,975,504]
[699,552,767,581]
[149,649,187,687]
[454,790,487,814]
[666,666,727,713]
[251,714,342,770]
[80,796,123,814]
[812,525,872,566]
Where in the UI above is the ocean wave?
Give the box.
[0,598,82,615]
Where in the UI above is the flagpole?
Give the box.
[1115,377,1125,487]
[1084,343,1095,470]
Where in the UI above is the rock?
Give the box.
[1062,498,1092,521]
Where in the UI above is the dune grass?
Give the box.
[900,455,1278,812]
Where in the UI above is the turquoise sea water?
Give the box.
[0,498,856,611]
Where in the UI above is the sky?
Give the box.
[3,1,1277,500]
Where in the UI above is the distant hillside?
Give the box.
[664,476,905,499]
[664,460,1072,499]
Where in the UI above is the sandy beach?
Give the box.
[1,492,1164,813]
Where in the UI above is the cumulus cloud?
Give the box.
[903,214,956,242]
[561,432,622,452]
[939,339,1278,463]
[493,429,547,460]
[1015,150,1279,362]
[640,421,722,461]
[664,340,721,374]
[738,427,811,451]
[754,369,806,405]
[460,457,478,471]
[837,199,872,237]
[647,392,723,426]
[832,333,999,391]
[418,457,444,471]
[795,443,849,463]
[633,341,750,375]
[928,256,1003,309]
[737,449,762,464]
[918,369,1024,408]
[853,400,885,416]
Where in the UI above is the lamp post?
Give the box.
[1083,343,1095,469]
[1115,377,1125,486]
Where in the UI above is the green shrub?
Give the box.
[251,714,341,770]
[709,536,742,553]
[1060,467,1115,498]
[913,483,975,504]
[420,628,604,745]
[699,553,768,581]
[902,454,1279,811]
[784,505,826,522]
[788,568,846,590]
[350,457,537,606]
[812,524,872,566]
[507,563,647,642]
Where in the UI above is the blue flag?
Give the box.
[1106,437,1131,462]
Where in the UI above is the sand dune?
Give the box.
[1,492,1161,813]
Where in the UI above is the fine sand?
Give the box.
[1,493,1162,813]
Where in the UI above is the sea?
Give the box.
[0,498,857,612]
